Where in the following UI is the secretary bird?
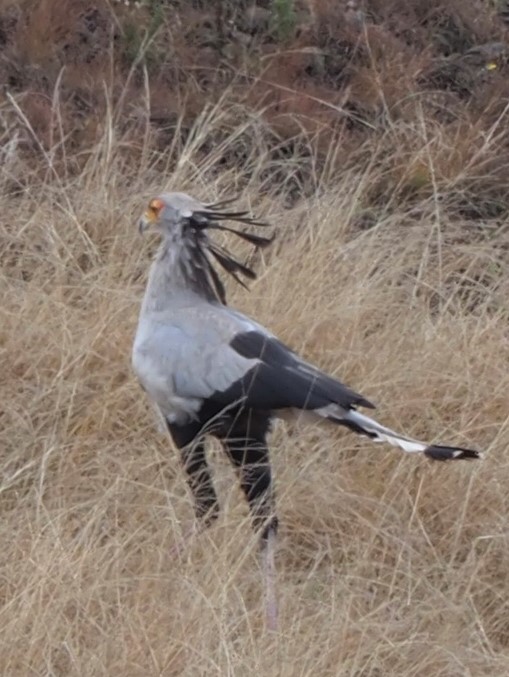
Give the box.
[132,192,481,630]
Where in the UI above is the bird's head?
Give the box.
[138,191,274,303]
[138,196,165,234]
[138,192,206,240]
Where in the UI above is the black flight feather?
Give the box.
[215,331,377,412]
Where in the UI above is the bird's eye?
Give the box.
[148,198,164,216]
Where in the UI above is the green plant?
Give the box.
[119,0,166,67]
[272,0,296,42]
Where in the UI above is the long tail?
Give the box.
[331,409,481,461]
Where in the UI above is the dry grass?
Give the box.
[1,92,508,677]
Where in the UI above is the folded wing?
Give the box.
[211,330,375,413]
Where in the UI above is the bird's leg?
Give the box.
[224,436,279,631]
[261,523,278,632]
[180,441,220,527]
[168,444,219,559]
[167,424,220,557]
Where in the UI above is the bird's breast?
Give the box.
[132,332,201,425]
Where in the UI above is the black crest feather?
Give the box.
[185,201,274,304]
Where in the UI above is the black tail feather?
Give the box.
[424,445,482,461]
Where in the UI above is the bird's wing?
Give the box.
[222,328,375,412]
[133,304,374,418]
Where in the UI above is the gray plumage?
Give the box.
[132,191,480,460]
[131,191,481,630]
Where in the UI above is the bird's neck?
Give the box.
[141,240,217,313]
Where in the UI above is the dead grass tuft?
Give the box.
[0,90,508,675]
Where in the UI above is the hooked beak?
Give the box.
[138,213,152,234]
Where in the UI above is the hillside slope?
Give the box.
[0,2,508,675]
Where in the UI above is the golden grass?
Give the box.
[1,99,508,676]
